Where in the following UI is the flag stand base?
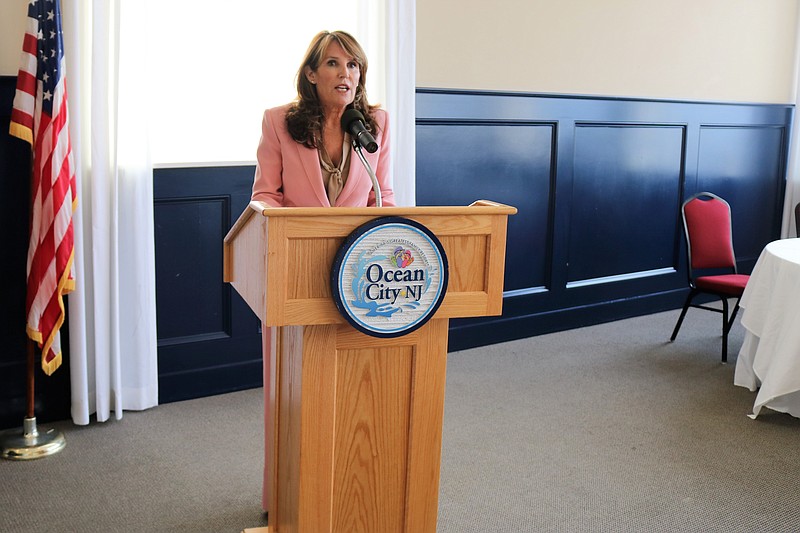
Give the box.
[0,417,65,460]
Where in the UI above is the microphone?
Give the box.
[341,109,378,154]
[340,108,382,206]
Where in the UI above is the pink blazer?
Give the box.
[252,103,395,207]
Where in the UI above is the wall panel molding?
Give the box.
[417,88,791,351]
[416,119,557,294]
[154,195,233,347]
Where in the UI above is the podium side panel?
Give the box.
[228,212,267,321]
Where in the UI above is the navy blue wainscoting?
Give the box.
[416,89,791,351]
[153,166,262,403]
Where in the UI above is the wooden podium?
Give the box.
[224,200,516,533]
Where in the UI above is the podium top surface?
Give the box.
[224,200,516,246]
[251,199,517,217]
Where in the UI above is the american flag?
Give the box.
[9,0,77,376]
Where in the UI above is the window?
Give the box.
[144,1,384,166]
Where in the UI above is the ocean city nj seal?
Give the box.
[330,217,448,337]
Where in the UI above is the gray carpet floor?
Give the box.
[2,308,799,532]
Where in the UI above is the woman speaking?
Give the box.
[252,30,395,207]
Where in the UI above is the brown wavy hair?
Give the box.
[286,30,379,148]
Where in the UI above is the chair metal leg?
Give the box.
[670,289,696,341]
[720,297,742,364]
[720,297,730,363]
[727,299,742,329]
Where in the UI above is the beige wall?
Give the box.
[0,0,29,75]
[417,0,800,103]
[3,0,798,103]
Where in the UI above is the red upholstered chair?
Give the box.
[670,192,749,362]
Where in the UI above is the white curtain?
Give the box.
[63,0,159,425]
[385,0,416,206]
[356,0,416,206]
[783,5,800,239]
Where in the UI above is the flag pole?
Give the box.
[27,337,35,419]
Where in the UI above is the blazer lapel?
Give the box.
[296,142,330,207]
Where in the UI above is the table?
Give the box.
[734,238,800,418]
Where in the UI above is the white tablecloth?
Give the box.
[734,238,800,418]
